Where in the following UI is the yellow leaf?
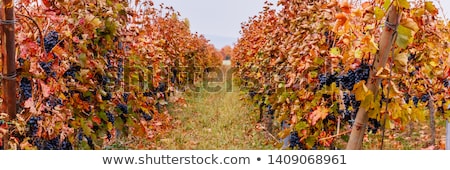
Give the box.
[309,106,329,126]
[394,52,408,72]
[374,6,384,20]
[429,61,438,67]
[376,67,391,79]
[394,52,408,66]
[353,81,368,101]
[397,0,410,9]
[361,93,374,110]
[401,17,419,32]
[425,1,438,15]
[388,81,402,97]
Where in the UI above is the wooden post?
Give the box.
[1,0,17,149]
[346,6,400,150]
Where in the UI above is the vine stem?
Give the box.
[380,31,397,150]
[319,130,352,141]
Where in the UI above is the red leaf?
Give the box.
[92,116,101,125]
[40,80,51,98]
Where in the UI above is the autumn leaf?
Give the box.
[425,1,438,15]
[353,81,368,101]
[401,17,419,33]
[394,52,408,72]
[309,106,329,126]
[40,80,51,98]
[396,25,414,49]
[397,0,410,9]
[24,98,34,108]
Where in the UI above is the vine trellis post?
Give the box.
[1,0,16,149]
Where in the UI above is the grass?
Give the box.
[153,80,275,149]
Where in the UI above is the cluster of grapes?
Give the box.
[318,64,370,90]
[404,94,431,107]
[45,97,63,109]
[139,109,153,121]
[20,78,32,100]
[171,68,178,84]
[117,103,128,114]
[27,117,41,137]
[102,92,112,101]
[444,79,450,88]
[288,131,305,149]
[96,74,111,86]
[33,137,73,150]
[340,65,370,90]
[341,92,360,122]
[43,31,59,53]
[106,111,115,124]
[248,90,257,98]
[367,118,381,134]
[39,61,56,78]
[63,65,81,79]
[76,129,95,149]
[117,59,124,82]
[123,93,130,103]
[267,104,275,115]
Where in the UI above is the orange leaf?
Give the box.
[24,98,34,108]
[340,0,351,13]
[309,106,329,126]
[40,80,51,98]
[92,116,101,125]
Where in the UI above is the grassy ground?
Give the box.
[152,73,275,149]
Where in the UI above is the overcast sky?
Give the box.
[151,0,450,49]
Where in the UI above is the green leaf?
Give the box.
[330,47,341,56]
[396,25,413,49]
[425,1,438,15]
[374,7,385,20]
[383,0,391,10]
[295,121,308,131]
[313,57,324,65]
[98,111,107,122]
[79,53,87,67]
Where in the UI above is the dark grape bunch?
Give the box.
[340,64,370,90]
[140,110,153,121]
[444,79,450,88]
[267,104,275,115]
[367,118,381,134]
[20,78,33,100]
[288,131,305,149]
[63,65,81,78]
[106,111,115,124]
[123,93,130,103]
[318,64,370,90]
[102,92,112,101]
[412,96,419,106]
[249,90,256,99]
[45,97,63,109]
[341,92,360,122]
[96,74,110,86]
[318,73,339,88]
[117,59,124,82]
[39,61,56,77]
[117,103,128,114]
[44,31,59,53]
[33,136,73,150]
[27,117,41,137]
